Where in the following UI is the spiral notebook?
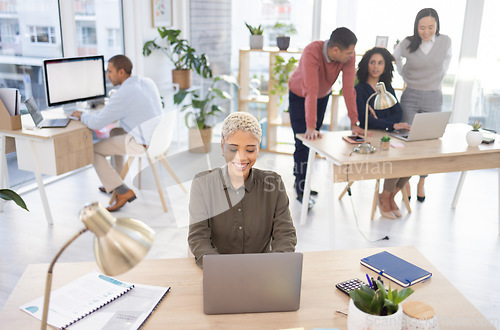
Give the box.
[360,251,432,287]
[20,271,134,329]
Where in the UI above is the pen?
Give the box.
[366,274,373,289]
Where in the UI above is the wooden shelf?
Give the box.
[238,48,302,155]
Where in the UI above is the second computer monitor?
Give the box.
[43,55,106,110]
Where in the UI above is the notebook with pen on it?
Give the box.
[360,251,432,287]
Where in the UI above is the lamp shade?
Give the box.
[80,202,155,276]
[373,82,398,110]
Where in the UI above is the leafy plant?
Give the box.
[143,28,212,79]
[271,21,297,36]
[381,136,391,142]
[270,55,298,104]
[245,22,263,35]
[174,75,239,129]
[349,280,413,316]
[471,120,482,131]
[0,189,28,211]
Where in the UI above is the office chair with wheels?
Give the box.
[110,111,187,212]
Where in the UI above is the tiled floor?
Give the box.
[1,146,499,328]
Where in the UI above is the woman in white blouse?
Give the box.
[393,7,452,203]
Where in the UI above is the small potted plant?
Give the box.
[174,75,239,153]
[380,135,391,150]
[0,189,28,211]
[245,22,264,49]
[271,21,297,50]
[466,120,483,147]
[143,28,213,90]
[348,280,414,330]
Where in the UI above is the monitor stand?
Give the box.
[62,103,77,113]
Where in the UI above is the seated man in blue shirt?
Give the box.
[72,55,163,212]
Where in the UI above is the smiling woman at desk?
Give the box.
[188,112,297,267]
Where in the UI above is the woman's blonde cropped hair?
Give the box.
[221,112,262,143]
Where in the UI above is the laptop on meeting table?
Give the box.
[24,97,70,128]
[390,111,452,142]
[203,252,303,315]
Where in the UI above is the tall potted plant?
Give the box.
[271,22,297,51]
[143,28,213,90]
[174,75,239,153]
[348,280,413,330]
[245,22,264,49]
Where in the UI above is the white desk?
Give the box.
[0,112,93,224]
[297,124,500,229]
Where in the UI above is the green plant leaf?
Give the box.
[383,299,398,316]
[369,289,385,315]
[173,90,191,104]
[392,287,414,305]
[0,189,29,211]
[349,290,372,314]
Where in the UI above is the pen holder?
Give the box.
[402,301,439,330]
[380,136,391,151]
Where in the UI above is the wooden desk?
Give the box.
[297,124,500,227]
[0,112,93,224]
[0,247,494,329]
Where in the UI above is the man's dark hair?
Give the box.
[108,55,133,75]
[356,47,395,86]
[327,27,357,50]
[406,8,441,53]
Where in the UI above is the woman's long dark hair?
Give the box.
[406,8,441,53]
[356,47,395,87]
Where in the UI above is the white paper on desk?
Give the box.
[68,284,170,330]
[0,88,21,116]
[20,271,134,329]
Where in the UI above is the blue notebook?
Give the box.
[360,251,432,287]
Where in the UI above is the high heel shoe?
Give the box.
[378,195,396,219]
[392,208,403,217]
[417,196,425,202]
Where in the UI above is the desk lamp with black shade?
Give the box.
[354,82,398,154]
[41,202,155,329]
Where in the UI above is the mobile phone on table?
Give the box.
[343,135,364,144]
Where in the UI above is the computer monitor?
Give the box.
[43,55,106,111]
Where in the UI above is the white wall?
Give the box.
[122,0,189,91]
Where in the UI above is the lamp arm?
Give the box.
[364,92,377,142]
[41,227,88,330]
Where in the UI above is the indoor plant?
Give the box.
[245,22,264,49]
[174,75,239,153]
[270,55,298,105]
[143,28,213,89]
[271,21,297,50]
[348,280,413,329]
[0,189,28,211]
[380,135,391,150]
[466,120,483,147]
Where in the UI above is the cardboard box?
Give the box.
[0,97,21,130]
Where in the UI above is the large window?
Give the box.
[473,0,500,132]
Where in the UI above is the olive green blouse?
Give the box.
[188,165,297,267]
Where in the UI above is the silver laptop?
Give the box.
[24,97,70,128]
[390,111,452,142]
[203,252,303,315]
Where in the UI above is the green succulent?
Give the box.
[381,136,391,142]
[245,22,264,35]
[349,280,413,316]
[471,120,482,131]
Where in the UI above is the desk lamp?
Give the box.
[354,82,398,154]
[41,202,154,329]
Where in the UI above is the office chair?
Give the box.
[110,111,187,212]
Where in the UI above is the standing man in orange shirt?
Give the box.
[288,27,363,206]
